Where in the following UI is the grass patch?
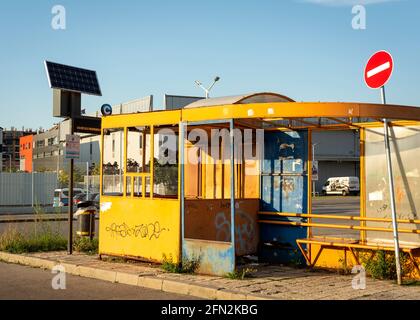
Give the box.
[0,227,67,254]
[161,254,200,274]
[0,204,67,254]
[226,267,257,280]
[73,237,98,255]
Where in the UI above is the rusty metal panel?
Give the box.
[184,199,259,256]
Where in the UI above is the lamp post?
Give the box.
[195,76,220,99]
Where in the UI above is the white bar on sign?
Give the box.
[367,62,391,78]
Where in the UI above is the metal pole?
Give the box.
[68,119,74,255]
[57,122,60,181]
[31,162,34,208]
[180,122,185,259]
[312,144,316,197]
[86,161,89,199]
[381,85,402,285]
[229,119,236,272]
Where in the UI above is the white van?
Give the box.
[322,177,360,196]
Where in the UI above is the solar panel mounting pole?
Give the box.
[68,118,74,255]
[381,86,402,285]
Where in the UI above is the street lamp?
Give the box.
[195,76,221,99]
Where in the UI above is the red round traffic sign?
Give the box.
[364,50,394,89]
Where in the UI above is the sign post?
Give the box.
[364,50,401,285]
[65,127,80,254]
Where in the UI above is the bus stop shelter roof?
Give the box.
[184,92,295,109]
[102,92,420,130]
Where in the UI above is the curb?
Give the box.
[0,252,272,300]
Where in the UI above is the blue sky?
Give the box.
[0,0,419,130]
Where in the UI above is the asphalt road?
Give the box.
[0,219,99,238]
[312,196,360,238]
[0,261,197,300]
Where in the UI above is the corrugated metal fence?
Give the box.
[0,173,58,206]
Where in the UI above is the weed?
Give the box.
[161,254,200,274]
[226,267,257,280]
[337,257,352,275]
[361,250,413,280]
[73,237,98,255]
[288,249,306,268]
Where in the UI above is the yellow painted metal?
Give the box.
[307,128,313,240]
[99,196,181,263]
[180,102,420,123]
[150,125,154,200]
[258,212,420,224]
[258,219,420,234]
[360,127,366,242]
[102,110,181,128]
[101,103,420,130]
[123,127,128,198]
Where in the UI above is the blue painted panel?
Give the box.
[183,239,234,276]
[281,176,306,213]
[260,130,308,264]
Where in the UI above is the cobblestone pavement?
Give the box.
[24,251,420,300]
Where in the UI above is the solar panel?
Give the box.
[44,61,102,96]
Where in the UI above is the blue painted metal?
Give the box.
[260,130,308,264]
[184,239,235,276]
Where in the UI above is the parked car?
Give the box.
[92,193,100,210]
[53,188,84,207]
[73,192,99,205]
[322,176,360,196]
[73,193,87,206]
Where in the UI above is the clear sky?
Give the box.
[0,0,419,130]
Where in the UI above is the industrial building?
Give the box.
[0,127,34,172]
[312,130,360,193]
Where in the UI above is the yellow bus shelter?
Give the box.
[99,93,420,277]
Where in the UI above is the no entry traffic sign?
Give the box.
[364,50,394,89]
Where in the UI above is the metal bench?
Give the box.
[296,237,420,274]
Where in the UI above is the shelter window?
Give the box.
[102,128,124,196]
[127,126,151,173]
[153,126,179,198]
[126,126,152,198]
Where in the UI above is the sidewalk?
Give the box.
[0,251,418,300]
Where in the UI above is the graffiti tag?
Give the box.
[215,210,256,253]
[106,221,169,240]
